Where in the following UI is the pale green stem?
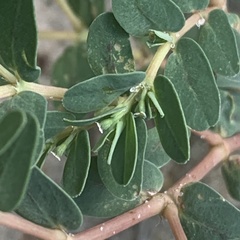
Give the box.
[144,42,172,86]
[0,84,17,99]
[0,65,18,84]
[55,0,83,32]
[17,81,67,101]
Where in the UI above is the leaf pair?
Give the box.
[165,9,239,132]
[0,91,46,164]
[75,157,163,218]
[97,116,146,200]
[0,110,39,211]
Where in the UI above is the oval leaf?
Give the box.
[142,160,164,194]
[165,38,220,130]
[74,158,140,218]
[0,110,40,211]
[213,89,240,137]
[199,9,240,76]
[154,75,189,162]
[179,182,240,239]
[0,91,47,128]
[135,0,185,32]
[16,167,83,231]
[88,12,134,75]
[98,118,147,200]
[62,130,91,197]
[171,0,209,13]
[222,156,240,201]
[63,72,145,113]
[112,0,184,36]
[145,127,171,168]
[0,111,27,154]
[0,0,40,81]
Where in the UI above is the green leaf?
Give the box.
[51,43,94,89]
[74,158,140,218]
[63,72,145,113]
[165,38,220,131]
[154,75,189,162]
[179,182,240,239]
[16,167,82,231]
[0,91,46,163]
[212,89,240,137]
[171,0,209,13]
[0,91,47,128]
[0,0,40,81]
[142,160,164,194]
[145,127,171,168]
[222,157,240,201]
[0,110,40,211]
[67,0,104,26]
[62,130,91,197]
[75,157,164,218]
[123,113,138,184]
[199,9,240,76]
[227,13,240,29]
[63,106,125,127]
[0,111,26,154]
[44,111,75,140]
[98,118,147,200]
[87,12,134,75]
[107,114,137,185]
[112,0,184,36]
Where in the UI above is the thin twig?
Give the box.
[55,0,83,32]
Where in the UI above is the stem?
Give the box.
[73,194,171,240]
[144,6,218,87]
[1,131,240,239]
[0,84,17,99]
[39,31,83,42]
[0,212,69,240]
[55,0,83,32]
[18,81,67,101]
[0,65,18,84]
[168,131,240,202]
[144,42,172,86]
[163,203,187,240]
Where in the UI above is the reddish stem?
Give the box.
[73,194,170,240]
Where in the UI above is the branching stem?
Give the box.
[1,131,240,240]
